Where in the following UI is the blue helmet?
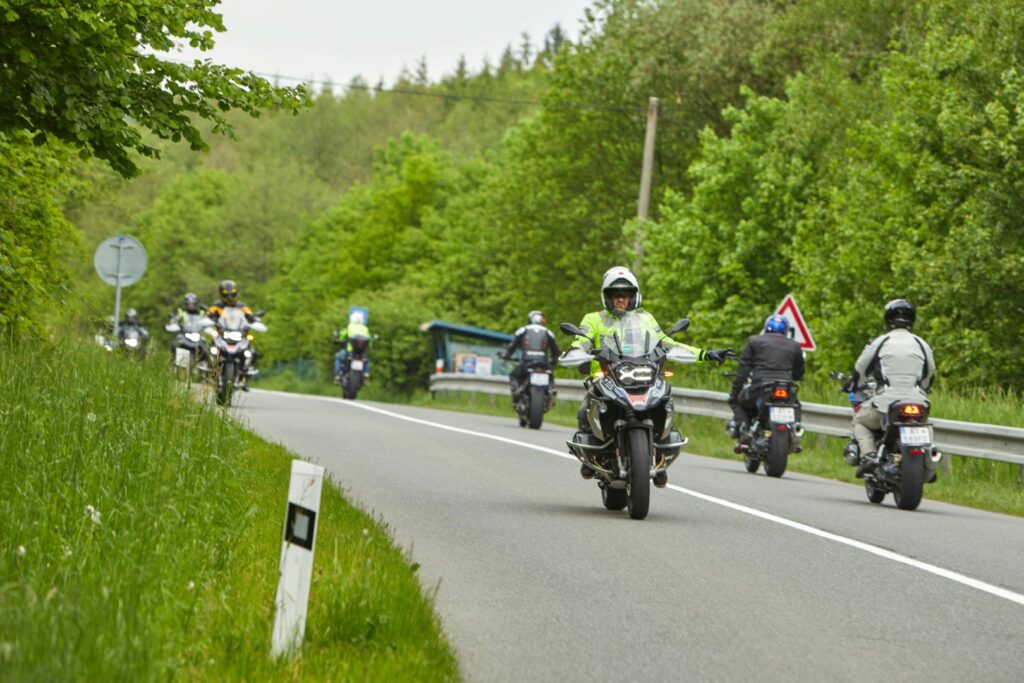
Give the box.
[764,314,789,335]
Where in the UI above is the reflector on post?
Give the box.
[271,460,325,658]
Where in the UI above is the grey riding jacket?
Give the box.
[854,328,936,412]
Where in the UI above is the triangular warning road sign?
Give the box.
[775,293,816,352]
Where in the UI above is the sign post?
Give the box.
[93,235,147,334]
[271,460,325,658]
[774,293,816,352]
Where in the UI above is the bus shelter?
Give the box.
[420,320,514,376]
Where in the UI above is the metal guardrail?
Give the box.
[429,373,1024,467]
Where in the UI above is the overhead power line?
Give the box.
[254,70,651,114]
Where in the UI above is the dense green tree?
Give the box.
[0,0,308,177]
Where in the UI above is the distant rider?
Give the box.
[208,280,261,389]
[727,314,805,443]
[562,266,733,487]
[168,292,211,363]
[845,299,936,477]
[116,308,149,345]
[334,309,371,383]
[207,280,256,322]
[501,310,560,400]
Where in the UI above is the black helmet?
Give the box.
[183,292,199,312]
[219,280,239,305]
[528,310,545,325]
[884,298,916,330]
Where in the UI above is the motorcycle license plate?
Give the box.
[175,348,191,368]
[900,426,932,445]
[770,406,795,423]
[350,360,364,371]
[529,373,550,386]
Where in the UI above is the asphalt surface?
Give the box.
[238,390,1024,682]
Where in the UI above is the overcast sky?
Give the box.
[174,0,594,88]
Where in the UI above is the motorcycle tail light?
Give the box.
[910,448,924,455]
[773,388,789,399]
[902,404,922,416]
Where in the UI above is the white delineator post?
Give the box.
[271,460,325,658]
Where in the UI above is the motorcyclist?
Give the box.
[501,310,560,400]
[562,266,733,487]
[726,314,805,443]
[208,280,261,389]
[116,308,149,347]
[207,280,256,323]
[844,299,936,477]
[168,292,210,365]
[334,309,371,383]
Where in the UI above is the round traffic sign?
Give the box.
[94,235,147,287]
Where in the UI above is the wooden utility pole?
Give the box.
[634,96,659,270]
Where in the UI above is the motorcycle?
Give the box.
[733,380,804,477]
[336,335,370,400]
[559,314,704,520]
[506,356,555,430]
[830,371,942,510]
[164,312,215,380]
[209,307,266,406]
[116,324,149,357]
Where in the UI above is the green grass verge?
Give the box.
[414,390,1024,517]
[0,341,458,681]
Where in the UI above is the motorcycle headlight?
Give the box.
[614,363,655,387]
[209,347,219,356]
[124,338,139,347]
[224,331,243,342]
[185,333,201,342]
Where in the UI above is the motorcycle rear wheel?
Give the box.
[626,430,652,520]
[527,386,545,429]
[894,454,924,511]
[764,430,790,478]
[343,371,363,400]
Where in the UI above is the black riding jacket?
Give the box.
[505,324,560,366]
[729,332,804,400]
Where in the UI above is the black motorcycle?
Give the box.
[336,336,370,400]
[831,371,942,510]
[116,324,149,357]
[508,357,555,430]
[734,380,803,477]
[210,307,266,406]
[165,312,214,380]
[559,314,703,520]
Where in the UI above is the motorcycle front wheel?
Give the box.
[217,362,235,407]
[626,430,652,520]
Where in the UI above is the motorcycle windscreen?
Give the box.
[219,307,247,332]
[599,311,659,358]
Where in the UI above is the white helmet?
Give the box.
[349,310,365,325]
[601,266,641,311]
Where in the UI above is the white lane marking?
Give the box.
[256,390,1024,607]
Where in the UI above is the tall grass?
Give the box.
[0,340,457,681]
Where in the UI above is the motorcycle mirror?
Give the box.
[668,318,690,335]
[560,322,587,337]
[165,323,180,333]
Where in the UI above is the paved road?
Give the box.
[238,390,1024,682]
